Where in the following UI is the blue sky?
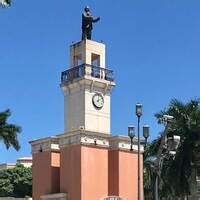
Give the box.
[0,0,200,163]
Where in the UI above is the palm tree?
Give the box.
[157,99,200,198]
[0,109,21,150]
[0,0,11,7]
[144,99,200,199]
[143,154,156,199]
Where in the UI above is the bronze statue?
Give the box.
[82,6,100,40]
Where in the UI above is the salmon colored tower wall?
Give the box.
[109,150,144,200]
[32,151,60,200]
[81,146,108,200]
[60,144,109,200]
[60,145,81,200]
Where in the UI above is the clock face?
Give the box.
[92,93,104,109]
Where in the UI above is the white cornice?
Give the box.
[61,76,115,94]
[30,131,145,154]
[30,136,60,154]
[59,130,110,148]
[109,135,144,152]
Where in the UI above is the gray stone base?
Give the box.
[41,193,67,200]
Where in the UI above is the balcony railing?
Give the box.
[61,64,114,84]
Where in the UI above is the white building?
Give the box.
[0,156,32,170]
[0,163,16,171]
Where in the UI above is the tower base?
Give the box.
[30,130,144,200]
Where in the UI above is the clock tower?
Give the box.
[61,39,115,134]
[31,8,144,200]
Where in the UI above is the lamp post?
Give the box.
[128,103,150,200]
[143,124,150,148]
[136,103,142,200]
[128,125,136,151]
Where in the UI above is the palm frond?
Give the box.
[0,110,21,151]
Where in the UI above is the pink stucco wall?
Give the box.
[60,145,81,200]
[108,150,119,195]
[60,145,109,200]
[81,145,108,200]
[32,151,60,200]
[33,144,144,200]
[109,150,144,200]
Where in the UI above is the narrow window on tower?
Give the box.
[73,55,84,78]
[73,54,83,66]
[91,53,100,67]
[91,53,100,78]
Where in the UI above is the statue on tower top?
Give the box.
[82,6,100,40]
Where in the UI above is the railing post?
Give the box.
[85,64,92,76]
[101,67,105,80]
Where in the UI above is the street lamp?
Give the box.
[136,103,142,117]
[128,125,135,151]
[136,103,142,200]
[128,103,150,200]
[143,124,150,147]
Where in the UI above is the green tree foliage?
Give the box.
[143,140,160,200]
[0,109,21,150]
[0,0,11,7]
[0,164,32,197]
[144,99,200,199]
[143,157,156,199]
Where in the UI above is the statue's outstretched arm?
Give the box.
[92,17,100,23]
